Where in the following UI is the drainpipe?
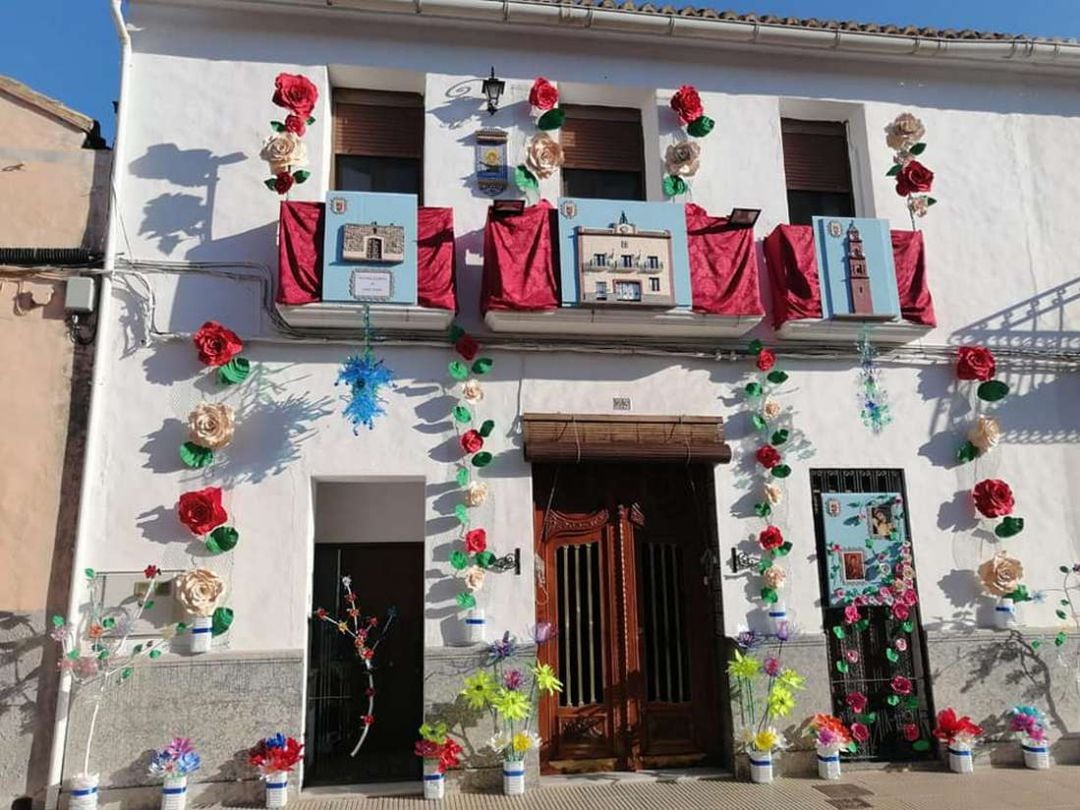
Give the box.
[44,2,132,806]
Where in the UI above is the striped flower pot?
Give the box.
[748,749,774,784]
[816,747,841,780]
[1022,743,1050,770]
[70,774,99,810]
[948,747,974,774]
[464,608,486,644]
[190,615,213,653]
[994,598,1015,630]
[264,771,289,808]
[160,776,187,810]
[502,758,525,795]
[422,759,445,800]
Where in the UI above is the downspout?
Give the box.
[45,1,132,806]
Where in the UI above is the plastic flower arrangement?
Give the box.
[805,714,856,754]
[414,722,463,773]
[932,709,983,750]
[148,738,201,779]
[728,647,805,754]
[1008,706,1048,746]
[248,733,304,777]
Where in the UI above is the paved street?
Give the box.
[283,766,1080,809]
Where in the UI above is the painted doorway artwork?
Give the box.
[811,469,935,761]
[533,463,723,773]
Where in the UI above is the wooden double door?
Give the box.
[534,464,720,773]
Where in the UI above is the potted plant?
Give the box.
[149,737,201,810]
[728,649,805,783]
[248,733,303,807]
[805,714,855,779]
[1008,705,1050,769]
[414,722,462,800]
[932,709,982,774]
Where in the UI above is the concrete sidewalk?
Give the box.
[281,766,1080,809]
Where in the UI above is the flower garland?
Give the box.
[261,73,317,195]
[856,332,892,433]
[954,345,1010,464]
[664,85,714,198]
[336,307,395,432]
[515,78,565,194]
[885,112,936,224]
[313,575,397,756]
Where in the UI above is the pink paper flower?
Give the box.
[902,589,919,606]
[891,675,913,696]
[902,723,921,742]
[894,638,908,652]
[851,722,870,743]
[892,602,910,621]
[844,604,860,624]
[844,649,860,664]
[846,692,868,713]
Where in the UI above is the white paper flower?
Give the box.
[260,132,308,174]
[524,133,564,179]
[463,566,486,592]
[187,402,235,450]
[968,415,1001,453]
[762,399,782,421]
[763,483,783,506]
[174,568,225,617]
[464,481,488,507]
[462,379,484,404]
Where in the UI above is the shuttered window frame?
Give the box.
[780,118,855,194]
[332,88,424,196]
[561,104,645,173]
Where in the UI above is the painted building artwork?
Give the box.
[820,491,910,607]
[342,223,405,263]
[813,216,901,320]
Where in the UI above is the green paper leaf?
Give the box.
[456,592,477,610]
[1031,640,1042,650]
[776,542,792,557]
[748,339,764,354]
[835,661,849,674]
[956,441,979,464]
[1057,609,1068,620]
[51,615,64,627]
[454,504,470,525]
[927,198,938,206]
[756,559,771,574]
[861,712,878,725]
[149,649,162,660]
[1008,585,1030,602]
[450,550,469,570]
[744,382,763,397]
[751,413,767,431]
[307,116,315,126]
[1061,566,1071,574]
[472,451,493,468]
[886,648,900,663]
[293,169,311,184]
[144,600,155,610]
[760,586,778,604]
[901,621,914,633]
[448,360,469,380]
[1055,632,1067,647]
[472,358,494,375]
[453,405,472,423]
[85,568,95,580]
[218,357,250,385]
[478,419,495,438]
[102,617,116,629]
[832,626,845,640]
[1062,599,1070,606]
[912,740,931,752]
[754,502,772,518]
[537,108,565,131]
[977,380,1010,402]
[133,644,143,654]
[514,165,539,191]
[67,650,78,660]
[121,667,133,680]
[662,174,688,197]
[770,429,789,446]
[771,464,791,479]
[271,121,285,132]
[995,516,1024,538]
[474,551,496,569]
[212,607,233,636]
[856,618,871,632]
[206,526,239,554]
[910,142,927,155]
[456,466,470,487]
[179,441,214,469]
[886,164,901,177]
[886,695,900,706]
[687,115,714,137]
[264,178,279,191]
[449,324,466,343]
[904,697,920,709]
[766,370,788,384]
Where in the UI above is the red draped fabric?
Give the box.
[277,201,323,305]
[684,204,764,316]
[276,202,458,311]
[891,229,936,327]
[480,200,560,313]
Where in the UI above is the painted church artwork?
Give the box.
[812,216,901,321]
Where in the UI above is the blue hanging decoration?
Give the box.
[336,307,394,432]
[857,330,892,434]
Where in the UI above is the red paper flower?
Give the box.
[440,737,463,771]
[455,335,479,360]
[273,171,295,195]
[755,445,781,469]
[890,675,913,696]
[143,565,160,579]
[315,608,327,619]
[528,77,559,111]
[850,722,870,743]
[272,73,318,119]
[933,708,983,743]
[460,430,484,454]
[283,114,306,136]
[902,588,919,607]
[414,739,441,760]
[365,687,376,697]
[758,526,784,552]
[193,321,243,367]
[361,714,374,725]
[670,85,704,125]
[973,479,1015,518]
[756,349,776,372]
[956,346,996,382]
[177,487,228,536]
[895,159,934,196]
[465,528,488,553]
[902,723,921,742]
[846,692,868,713]
[892,602,910,621]
[362,648,374,660]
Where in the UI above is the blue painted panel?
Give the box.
[812,216,900,320]
[322,192,418,305]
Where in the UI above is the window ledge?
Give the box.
[276,302,454,333]
[778,318,933,344]
[485,308,762,338]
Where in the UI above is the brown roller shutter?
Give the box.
[561,105,644,173]
[781,119,853,193]
[333,89,423,160]
[522,413,732,463]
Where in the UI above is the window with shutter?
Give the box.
[561,105,645,201]
[333,89,423,199]
[781,118,855,226]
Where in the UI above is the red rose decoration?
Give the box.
[891,602,910,621]
[890,675,913,696]
[895,159,934,196]
[956,346,996,382]
[455,335,479,361]
[845,692,868,713]
[902,723,920,742]
[756,349,776,372]
[283,114,306,136]
[273,171,295,195]
[465,528,487,553]
[670,85,704,125]
[143,565,160,579]
[850,722,869,743]
[193,321,243,367]
[460,430,484,454]
[972,479,1015,518]
[758,526,784,552]
[177,486,228,536]
[272,73,318,119]
[755,445,781,469]
[528,77,559,111]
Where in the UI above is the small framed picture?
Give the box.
[842,551,867,583]
[869,503,895,539]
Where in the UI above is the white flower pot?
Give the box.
[264,771,288,808]
[191,615,213,653]
[1022,743,1050,770]
[994,597,1015,630]
[502,758,525,796]
[422,759,445,800]
[161,775,187,810]
[465,608,486,644]
[748,749,774,784]
[767,602,787,635]
[948,747,974,774]
[70,773,99,810]
[816,747,841,780]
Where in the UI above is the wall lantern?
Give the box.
[482,67,505,115]
[727,207,762,229]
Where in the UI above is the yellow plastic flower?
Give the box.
[511,732,537,753]
[776,668,805,691]
[461,671,498,710]
[753,728,779,752]
[766,685,796,718]
[728,650,761,680]
[491,688,531,722]
[533,663,563,694]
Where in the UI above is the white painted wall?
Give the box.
[83,2,1080,655]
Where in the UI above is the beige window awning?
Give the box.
[522,413,732,464]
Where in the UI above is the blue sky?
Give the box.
[4,1,1080,145]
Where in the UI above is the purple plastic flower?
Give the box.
[529,622,555,645]
[775,621,791,642]
[487,631,517,664]
[734,630,763,650]
[1072,563,1080,574]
